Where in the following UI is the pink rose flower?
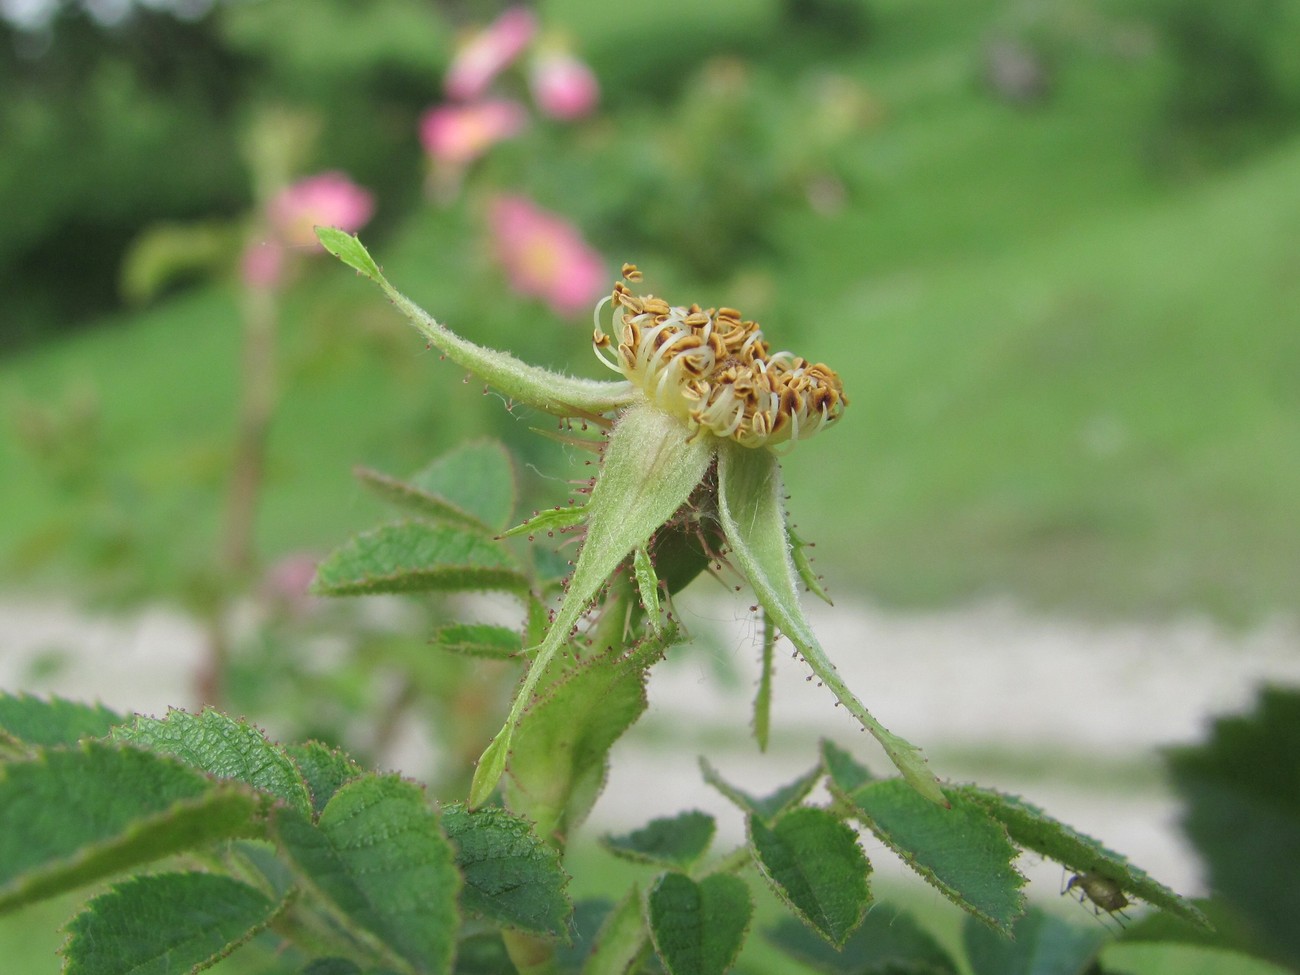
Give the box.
[419,99,529,166]
[267,172,374,250]
[444,6,538,102]
[488,195,606,317]
[529,50,599,120]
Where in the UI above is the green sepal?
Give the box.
[789,527,833,605]
[504,623,683,839]
[716,443,945,806]
[633,546,662,631]
[316,229,635,418]
[470,404,712,807]
[753,611,775,752]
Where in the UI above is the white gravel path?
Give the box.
[3,593,1298,906]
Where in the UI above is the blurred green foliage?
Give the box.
[1,0,1298,621]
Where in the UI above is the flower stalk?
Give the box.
[316,228,945,807]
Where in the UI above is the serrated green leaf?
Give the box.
[601,811,716,869]
[430,623,523,659]
[275,775,459,975]
[318,229,634,418]
[821,739,874,794]
[0,693,122,749]
[647,872,752,975]
[441,804,570,938]
[359,442,518,534]
[716,444,945,806]
[765,905,960,975]
[62,872,282,975]
[410,440,516,532]
[499,505,588,540]
[471,404,711,807]
[313,521,529,597]
[580,887,647,975]
[0,743,261,912]
[963,907,1106,975]
[503,623,682,838]
[748,807,871,948]
[317,227,383,282]
[286,742,364,818]
[952,785,1209,929]
[1100,942,1294,975]
[699,757,821,823]
[845,779,1025,933]
[114,709,312,816]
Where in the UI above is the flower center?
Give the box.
[592,267,847,448]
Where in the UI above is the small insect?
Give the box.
[1063,870,1132,926]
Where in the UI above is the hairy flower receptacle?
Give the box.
[593,268,848,449]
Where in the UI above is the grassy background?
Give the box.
[4,0,1296,622]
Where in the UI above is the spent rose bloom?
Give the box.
[314,228,946,811]
[529,48,600,120]
[419,99,529,166]
[444,6,537,101]
[488,195,606,316]
[267,172,374,250]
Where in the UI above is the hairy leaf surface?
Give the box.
[62,872,282,975]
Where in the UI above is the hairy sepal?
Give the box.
[716,444,946,806]
[470,403,714,806]
[316,228,634,418]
